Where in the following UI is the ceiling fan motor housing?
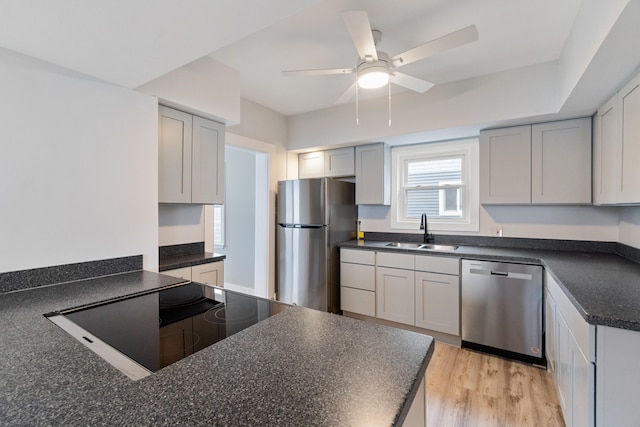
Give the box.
[357,51,391,88]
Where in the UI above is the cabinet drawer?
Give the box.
[340,262,375,291]
[341,248,375,265]
[376,252,415,270]
[415,255,459,275]
[341,287,375,316]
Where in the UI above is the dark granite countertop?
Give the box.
[340,239,640,331]
[0,270,433,426]
[158,252,226,272]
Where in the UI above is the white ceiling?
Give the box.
[0,0,322,88]
[209,0,583,116]
[2,0,636,137]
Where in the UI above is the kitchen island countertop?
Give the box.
[0,270,433,426]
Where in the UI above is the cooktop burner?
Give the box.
[47,283,288,380]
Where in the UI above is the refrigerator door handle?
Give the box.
[278,224,325,229]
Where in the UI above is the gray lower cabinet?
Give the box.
[339,249,375,316]
[340,248,460,337]
[546,271,594,427]
[162,261,224,287]
[376,266,415,325]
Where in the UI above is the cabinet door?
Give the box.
[355,143,390,205]
[415,272,459,335]
[572,339,594,427]
[593,95,618,205]
[162,267,192,281]
[376,267,415,325]
[618,73,640,203]
[531,118,592,204]
[192,261,224,287]
[545,290,557,375]
[597,326,640,426]
[192,116,225,204]
[480,125,532,204]
[159,106,193,203]
[298,152,325,178]
[324,147,355,177]
[556,309,572,426]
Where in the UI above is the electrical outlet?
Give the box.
[492,227,503,237]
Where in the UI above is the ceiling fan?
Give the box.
[282,11,478,103]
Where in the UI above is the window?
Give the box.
[391,139,479,232]
[213,205,225,247]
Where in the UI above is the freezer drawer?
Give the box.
[461,260,543,360]
[277,225,330,311]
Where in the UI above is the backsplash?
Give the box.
[0,255,143,294]
[159,242,205,259]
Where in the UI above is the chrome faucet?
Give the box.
[420,213,434,243]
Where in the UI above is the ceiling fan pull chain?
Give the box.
[356,79,359,125]
[388,79,392,127]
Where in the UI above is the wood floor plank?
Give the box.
[426,342,565,427]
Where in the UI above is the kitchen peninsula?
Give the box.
[0,258,433,427]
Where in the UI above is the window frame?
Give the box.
[390,138,479,232]
[213,204,225,248]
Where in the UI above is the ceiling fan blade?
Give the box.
[342,11,378,61]
[391,72,435,93]
[335,81,357,104]
[282,68,354,76]
[391,24,478,68]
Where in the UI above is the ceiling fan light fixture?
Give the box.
[357,63,390,89]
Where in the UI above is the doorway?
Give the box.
[214,143,270,297]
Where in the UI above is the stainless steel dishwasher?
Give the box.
[461,259,543,364]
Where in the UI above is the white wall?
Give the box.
[287,62,559,150]
[218,147,257,290]
[136,57,241,125]
[619,207,640,249]
[359,204,620,242]
[158,205,205,246]
[0,48,158,273]
[227,98,292,181]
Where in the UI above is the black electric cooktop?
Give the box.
[47,283,289,379]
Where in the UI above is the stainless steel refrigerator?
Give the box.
[277,178,357,313]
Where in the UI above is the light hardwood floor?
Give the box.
[426,342,565,427]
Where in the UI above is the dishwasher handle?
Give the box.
[468,268,533,281]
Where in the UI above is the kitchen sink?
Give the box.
[385,242,424,249]
[419,244,459,251]
[385,242,459,251]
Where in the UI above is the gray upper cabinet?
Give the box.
[480,118,591,205]
[192,115,225,204]
[480,125,532,204]
[593,94,618,205]
[355,143,391,205]
[593,71,640,205]
[324,147,354,177]
[618,73,640,204]
[298,152,325,179]
[531,118,591,204]
[158,105,225,205]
